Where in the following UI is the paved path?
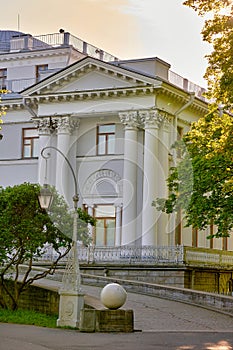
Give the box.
[2,283,233,349]
[1,323,233,350]
[82,285,233,332]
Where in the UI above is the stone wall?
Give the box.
[80,266,190,288]
[81,274,233,316]
[2,280,59,315]
[80,265,233,294]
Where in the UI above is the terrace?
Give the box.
[0,31,207,101]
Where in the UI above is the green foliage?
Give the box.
[154,110,233,238]
[0,308,57,328]
[0,183,95,310]
[0,183,71,266]
[183,0,233,109]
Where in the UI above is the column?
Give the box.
[119,111,139,246]
[115,205,122,246]
[157,116,170,246]
[87,205,94,243]
[140,109,163,246]
[56,116,79,201]
[34,117,53,185]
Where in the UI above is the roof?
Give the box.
[0,30,25,51]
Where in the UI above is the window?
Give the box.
[0,68,7,90]
[94,205,115,246]
[36,64,48,82]
[22,128,39,158]
[97,124,115,155]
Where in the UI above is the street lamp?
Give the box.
[39,146,84,328]
[38,184,53,210]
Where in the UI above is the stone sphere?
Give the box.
[100,283,127,310]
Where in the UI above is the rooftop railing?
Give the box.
[0,32,119,62]
[0,32,207,99]
[169,70,207,102]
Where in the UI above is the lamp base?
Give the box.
[57,290,84,328]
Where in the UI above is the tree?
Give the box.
[154,108,233,238]
[183,0,233,109]
[0,183,95,310]
[154,2,233,240]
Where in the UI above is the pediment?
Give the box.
[55,70,136,93]
[22,57,157,97]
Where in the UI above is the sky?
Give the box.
[1,0,211,88]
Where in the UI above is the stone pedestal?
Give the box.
[57,291,84,328]
[79,309,134,332]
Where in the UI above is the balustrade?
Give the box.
[37,244,185,265]
[35,245,233,268]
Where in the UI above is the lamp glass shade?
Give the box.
[38,184,53,210]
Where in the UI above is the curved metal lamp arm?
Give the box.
[41,146,78,207]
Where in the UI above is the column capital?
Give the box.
[139,108,170,129]
[119,111,142,129]
[33,117,54,135]
[56,116,80,135]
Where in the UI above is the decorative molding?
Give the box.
[119,108,173,130]
[33,115,80,135]
[23,85,156,105]
[177,117,191,126]
[83,169,123,198]
[56,116,80,135]
[33,117,53,135]
[119,111,142,129]
[139,109,165,129]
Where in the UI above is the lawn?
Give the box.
[0,308,57,328]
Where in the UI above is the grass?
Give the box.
[0,308,58,328]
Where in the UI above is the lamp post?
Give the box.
[39,146,84,328]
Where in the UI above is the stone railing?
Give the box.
[184,246,233,268]
[37,245,233,268]
[39,245,184,265]
[169,70,207,102]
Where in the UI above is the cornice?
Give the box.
[24,85,158,105]
[2,101,24,110]
[0,47,74,62]
[160,84,208,116]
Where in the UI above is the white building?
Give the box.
[0,30,230,251]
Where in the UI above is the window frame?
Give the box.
[0,68,7,90]
[36,64,48,82]
[22,128,39,159]
[96,123,115,155]
[94,204,116,246]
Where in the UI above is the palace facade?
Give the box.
[0,30,229,251]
